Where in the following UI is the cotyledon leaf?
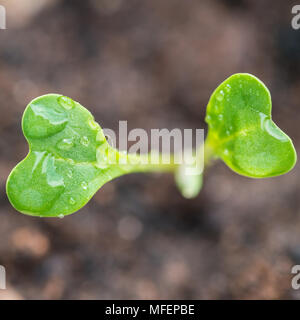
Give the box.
[205,73,297,177]
[6,94,131,217]
[6,74,297,216]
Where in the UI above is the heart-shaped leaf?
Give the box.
[6,74,297,217]
[6,94,127,217]
[205,73,297,177]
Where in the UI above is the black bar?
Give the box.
[0,300,295,318]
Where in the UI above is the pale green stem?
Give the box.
[117,138,216,175]
[123,152,178,174]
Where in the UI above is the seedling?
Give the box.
[6,74,297,217]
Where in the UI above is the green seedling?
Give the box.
[6,73,297,217]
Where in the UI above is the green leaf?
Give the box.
[205,73,297,178]
[6,94,127,217]
[6,74,298,217]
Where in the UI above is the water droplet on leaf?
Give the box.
[260,114,289,142]
[58,96,75,110]
[81,181,88,190]
[216,90,224,101]
[67,169,73,178]
[69,197,75,205]
[206,115,211,122]
[225,84,231,93]
[80,136,90,147]
[25,102,68,138]
[57,138,74,150]
[88,119,98,130]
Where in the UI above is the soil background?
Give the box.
[1,0,300,299]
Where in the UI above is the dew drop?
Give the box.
[67,169,73,178]
[96,147,108,169]
[58,214,64,219]
[225,84,231,93]
[32,151,46,173]
[80,136,90,147]
[26,103,68,138]
[259,112,268,130]
[58,96,75,110]
[214,104,220,112]
[260,113,289,142]
[216,90,224,101]
[69,197,75,205]
[88,119,99,130]
[96,145,109,169]
[223,149,229,156]
[57,138,74,150]
[81,181,88,190]
[225,125,233,136]
[218,114,223,120]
